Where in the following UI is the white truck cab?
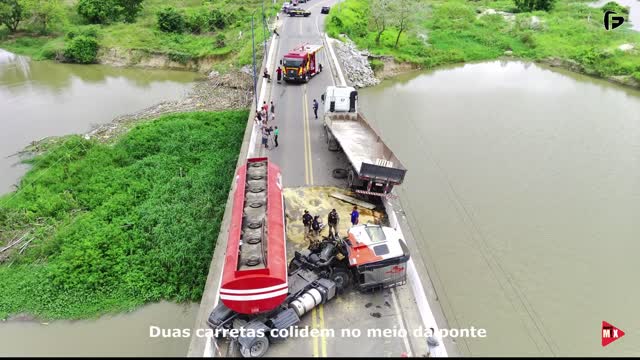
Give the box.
[323,85,358,113]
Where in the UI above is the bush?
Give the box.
[208,8,227,30]
[157,7,184,33]
[119,0,143,23]
[185,9,208,34]
[369,59,384,72]
[514,0,556,13]
[77,0,121,24]
[215,33,225,48]
[63,35,99,63]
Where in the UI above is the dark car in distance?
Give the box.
[321,6,330,14]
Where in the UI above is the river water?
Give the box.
[0,302,199,356]
[0,49,199,194]
[0,49,201,355]
[359,61,640,356]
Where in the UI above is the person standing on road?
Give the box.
[313,99,319,119]
[350,206,359,227]
[262,101,269,114]
[302,210,313,241]
[274,126,279,148]
[311,215,321,245]
[270,101,275,114]
[327,209,339,237]
[276,66,282,83]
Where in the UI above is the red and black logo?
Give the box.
[602,321,625,347]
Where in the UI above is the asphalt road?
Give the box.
[245,0,429,357]
[258,0,350,189]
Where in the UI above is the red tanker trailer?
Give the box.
[220,157,287,315]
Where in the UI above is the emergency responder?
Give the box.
[302,210,313,240]
[311,215,321,245]
[327,209,339,237]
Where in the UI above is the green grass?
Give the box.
[326,0,640,79]
[0,0,283,69]
[0,110,248,320]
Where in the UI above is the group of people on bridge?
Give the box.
[301,206,360,247]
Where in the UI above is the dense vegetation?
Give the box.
[326,0,640,81]
[0,110,247,320]
[0,0,281,69]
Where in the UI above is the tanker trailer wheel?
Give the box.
[332,168,348,179]
[240,336,270,358]
[330,267,352,292]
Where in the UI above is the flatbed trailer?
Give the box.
[322,86,407,197]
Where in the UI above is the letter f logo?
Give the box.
[604,11,624,30]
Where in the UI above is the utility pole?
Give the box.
[261,0,268,58]
[251,14,258,109]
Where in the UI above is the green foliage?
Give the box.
[513,0,556,13]
[63,34,98,63]
[208,8,227,30]
[185,8,208,34]
[369,58,384,72]
[23,0,65,34]
[65,24,99,40]
[77,0,120,24]
[0,110,247,320]
[215,32,225,48]
[601,2,629,15]
[119,0,143,23]
[0,0,25,32]
[157,6,184,33]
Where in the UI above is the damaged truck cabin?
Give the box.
[282,44,323,83]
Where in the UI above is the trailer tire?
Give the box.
[331,267,352,291]
[332,168,348,179]
[240,336,270,358]
[347,169,355,189]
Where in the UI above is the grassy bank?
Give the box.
[326,0,640,81]
[0,110,247,320]
[0,0,281,70]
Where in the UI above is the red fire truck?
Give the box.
[281,44,323,83]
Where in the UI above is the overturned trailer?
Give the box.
[208,159,410,357]
[322,85,407,197]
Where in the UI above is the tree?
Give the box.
[77,0,120,24]
[514,0,556,12]
[119,0,143,23]
[389,0,422,49]
[24,0,65,34]
[370,0,391,46]
[0,0,24,32]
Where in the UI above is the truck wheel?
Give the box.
[347,169,355,189]
[331,267,352,291]
[305,74,309,82]
[240,336,270,358]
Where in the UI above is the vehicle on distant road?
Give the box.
[282,2,291,13]
[288,8,311,17]
[321,6,330,14]
[282,44,323,83]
